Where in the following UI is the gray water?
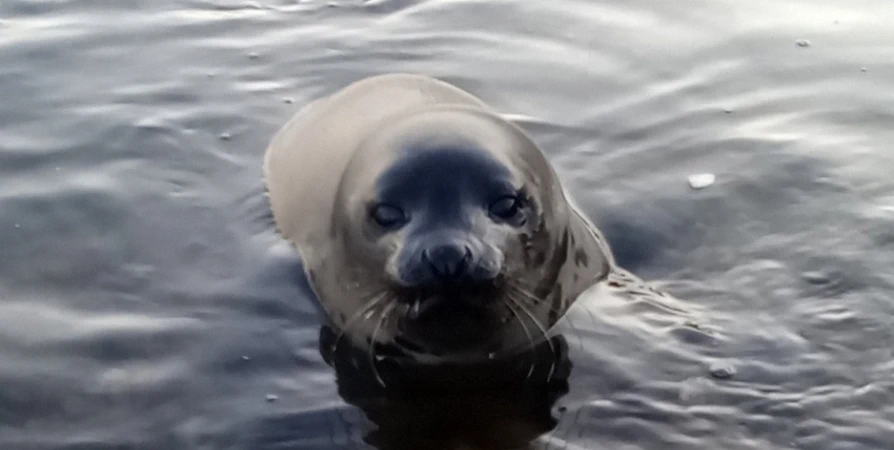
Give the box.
[2,0,894,448]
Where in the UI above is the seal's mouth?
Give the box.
[391,281,509,354]
[408,283,497,315]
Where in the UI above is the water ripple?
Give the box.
[1,0,893,448]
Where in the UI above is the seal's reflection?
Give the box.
[319,325,572,450]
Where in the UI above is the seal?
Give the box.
[318,322,572,450]
[263,73,614,365]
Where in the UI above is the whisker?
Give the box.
[329,292,389,389]
[332,291,388,356]
[369,302,397,388]
[501,298,537,381]
[504,277,540,296]
[506,283,567,319]
[506,293,557,383]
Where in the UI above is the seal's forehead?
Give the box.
[375,144,516,199]
[345,106,553,202]
[395,138,512,178]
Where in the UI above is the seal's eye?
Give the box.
[370,203,407,230]
[489,195,523,222]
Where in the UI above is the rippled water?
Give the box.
[2,0,894,448]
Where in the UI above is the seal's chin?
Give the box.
[392,283,510,356]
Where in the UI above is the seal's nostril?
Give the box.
[425,243,469,280]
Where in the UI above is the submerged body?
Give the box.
[263,73,614,364]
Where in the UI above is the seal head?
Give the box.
[263,74,613,362]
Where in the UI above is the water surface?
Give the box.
[1,0,893,448]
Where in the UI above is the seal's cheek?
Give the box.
[380,236,406,283]
[468,240,503,281]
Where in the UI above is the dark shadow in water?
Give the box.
[318,326,572,450]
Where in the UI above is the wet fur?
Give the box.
[263,73,614,365]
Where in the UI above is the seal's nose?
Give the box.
[422,243,472,281]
